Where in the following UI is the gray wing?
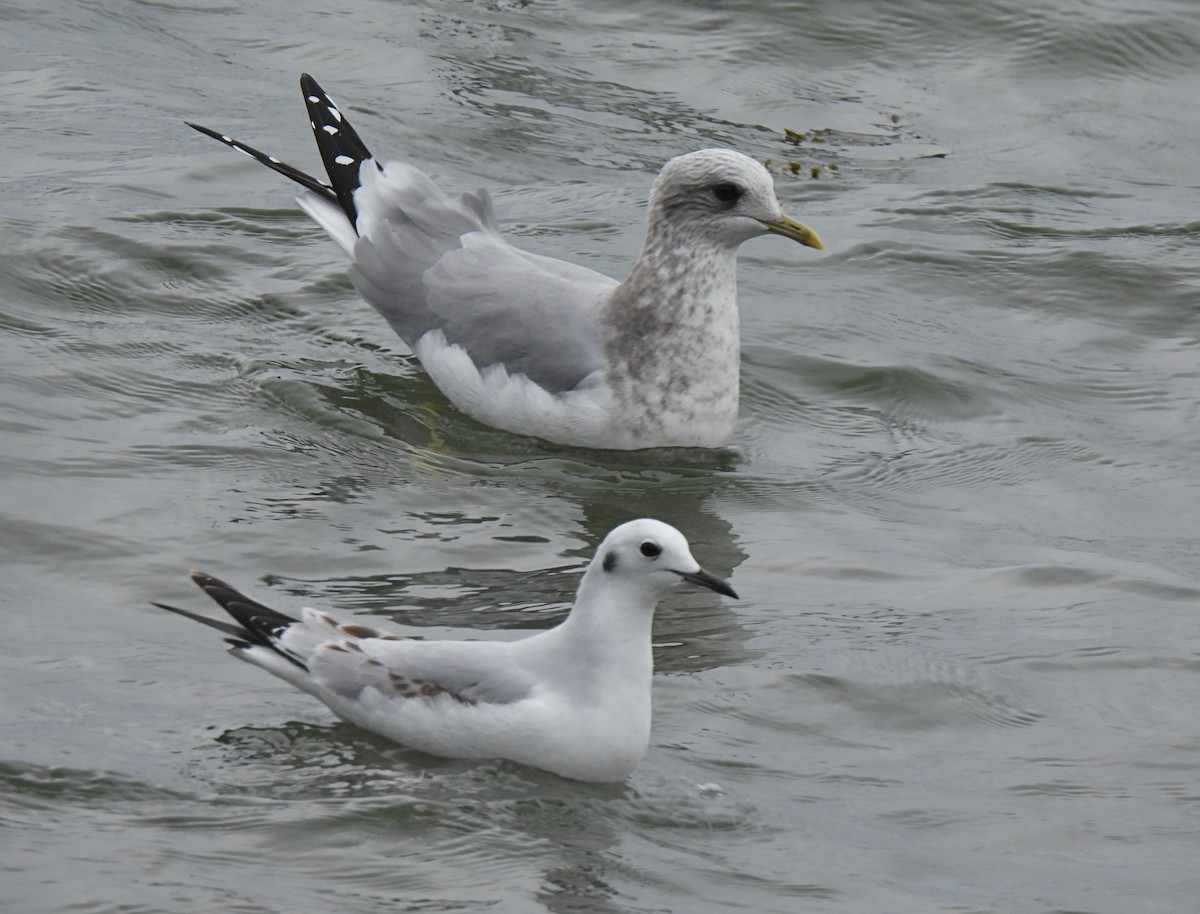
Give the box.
[191,76,616,393]
[307,633,536,707]
[347,163,619,393]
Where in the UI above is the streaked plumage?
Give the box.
[188,75,822,449]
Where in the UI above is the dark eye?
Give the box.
[711,182,742,204]
[640,541,662,558]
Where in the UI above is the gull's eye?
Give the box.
[640,541,662,558]
[711,182,743,204]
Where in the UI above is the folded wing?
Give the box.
[158,571,536,708]
[191,74,616,395]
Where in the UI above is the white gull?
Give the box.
[154,519,738,782]
[188,75,823,450]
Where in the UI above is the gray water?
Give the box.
[3,0,1199,911]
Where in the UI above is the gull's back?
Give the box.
[321,161,618,394]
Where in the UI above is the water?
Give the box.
[3,0,1199,910]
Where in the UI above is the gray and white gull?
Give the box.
[155,519,737,782]
[188,75,822,449]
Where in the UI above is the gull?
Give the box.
[154,519,738,782]
[187,75,823,450]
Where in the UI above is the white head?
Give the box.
[647,149,823,251]
[589,519,738,602]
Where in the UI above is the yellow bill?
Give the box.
[761,213,823,250]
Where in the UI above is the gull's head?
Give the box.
[648,149,823,251]
[592,519,738,601]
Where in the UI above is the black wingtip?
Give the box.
[297,74,375,229]
[188,570,298,637]
[188,569,246,606]
[152,600,247,640]
[186,117,338,206]
[185,120,223,141]
[179,570,308,670]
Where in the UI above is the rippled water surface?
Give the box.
[3,0,1200,911]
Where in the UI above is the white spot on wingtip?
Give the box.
[326,105,342,122]
[334,154,355,165]
[322,125,339,135]
[306,94,320,103]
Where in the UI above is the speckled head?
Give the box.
[648,148,823,251]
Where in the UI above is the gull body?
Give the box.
[188,75,822,450]
[155,519,737,782]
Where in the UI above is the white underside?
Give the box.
[324,681,646,783]
[235,642,646,782]
[414,330,734,450]
[231,601,654,782]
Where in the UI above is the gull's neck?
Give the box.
[599,220,742,448]
[550,568,656,686]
